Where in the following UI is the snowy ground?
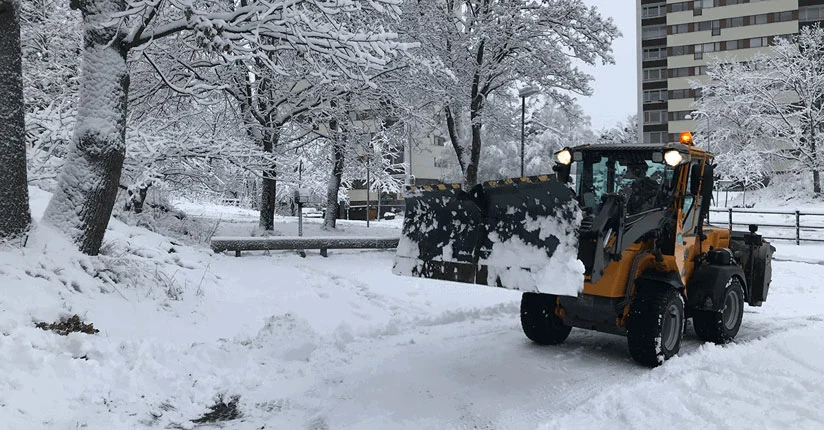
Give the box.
[1,190,823,429]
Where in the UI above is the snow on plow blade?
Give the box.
[393,177,584,295]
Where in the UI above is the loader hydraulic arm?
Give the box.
[577,194,624,283]
[577,194,670,283]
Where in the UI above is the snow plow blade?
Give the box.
[393,177,583,293]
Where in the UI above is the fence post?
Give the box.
[728,208,733,232]
[796,210,801,245]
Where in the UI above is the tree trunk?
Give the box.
[444,105,465,173]
[258,130,279,231]
[464,92,485,186]
[0,0,31,240]
[43,0,128,255]
[465,119,483,187]
[463,42,486,187]
[811,121,821,195]
[324,119,345,229]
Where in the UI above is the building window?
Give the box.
[671,67,689,78]
[644,89,667,104]
[644,110,667,124]
[642,25,667,40]
[644,131,666,144]
[670,2,689,13]
[671,23,690,34]
[643,47,666,60]
[754,14,767,25]
[433,136,446,146]
[642,3,666,18]
[669,111,693,122]
[643,68,667,82]
[670,66,707,78]
[670,89,702,100]
[800,5,824,22]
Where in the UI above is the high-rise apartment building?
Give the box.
[637,0,824,144]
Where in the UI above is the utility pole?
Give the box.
[298,160,303,237]
[518,86,539,177]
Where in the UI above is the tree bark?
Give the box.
[258,130,279,231]
[0,0,31,240]
[324,118,345,229]
[43,0,128,255]
[466,106,483,187]
[463,42,486,187]
[444,105,465,173]
[811,122,820,195]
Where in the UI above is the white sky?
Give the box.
[579,0,638,131]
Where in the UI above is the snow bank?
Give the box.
[540,323,824,429]
[481,199,584,296]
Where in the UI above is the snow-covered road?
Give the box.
[201,247,824,429]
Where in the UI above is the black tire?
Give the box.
[627,287,685,367]
[520,292,572,345]
[693,277,745,344]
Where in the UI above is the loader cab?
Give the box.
[558,148,677,216]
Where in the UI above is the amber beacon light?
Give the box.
[679,131,693,145]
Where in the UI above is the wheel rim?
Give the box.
[662,302,683,351]
[723,287,741,330]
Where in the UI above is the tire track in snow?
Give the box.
[290,261,520,339]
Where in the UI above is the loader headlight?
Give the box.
[664,150,683,167]
[555,149,572,166]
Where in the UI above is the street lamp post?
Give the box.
[365,155,370,228]
[519,86,540,177]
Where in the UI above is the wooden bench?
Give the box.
[210,236,400,257]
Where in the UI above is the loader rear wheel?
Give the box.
[627,287,685,367]
[520,292,572,345]
[693,277,744,344]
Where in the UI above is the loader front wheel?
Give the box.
[627,287,685,367]
[520,292,572,345]
[693,277,744,344]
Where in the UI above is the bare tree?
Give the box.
[17,0,81,191]
[597,115,638,146]
[694,26,824,194]
[0,0,31,240]
[43,0,407,254]
[401,0,618,186]
[478,96,593,180]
